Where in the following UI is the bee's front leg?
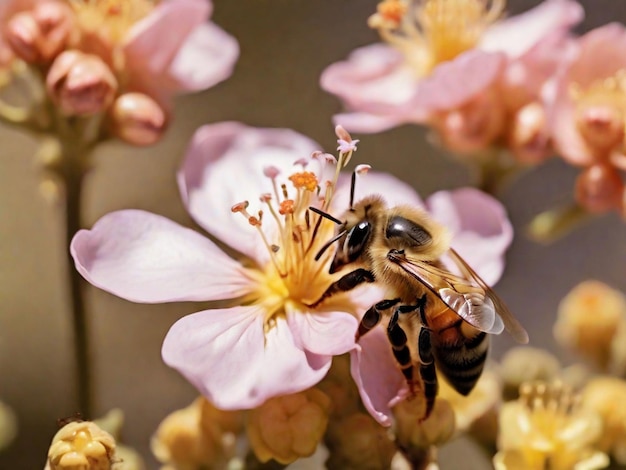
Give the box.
[356,298,400,340]
[307,268,375,308]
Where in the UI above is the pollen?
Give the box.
[70,0,156,43]
[377,0,408,25]
[288,172,318,192]
[279,199,295,215]
[370,0,505,76]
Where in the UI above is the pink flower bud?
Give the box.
[575,164,623,213]
[47,51,118,116]
[576,104,625,154]
[508,102,551,164]
[5,1,73,63]
[434,91,505,155]
[110,93,167,146]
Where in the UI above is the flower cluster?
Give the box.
[321,0,626,220]
[0,0,238,145]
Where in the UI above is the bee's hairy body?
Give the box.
[314,195,493,419]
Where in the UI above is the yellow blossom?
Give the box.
[46,420,117,470]
[554,280,626,370]
[494,381,609,470]
[581,376,626,465]
[247,389,331,465]
[499,347,561,400]
[151,397,242,470]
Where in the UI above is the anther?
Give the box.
[231,201,249,213]
[279,199,295,215]
[263,166,280,179]
[260,193,272,203]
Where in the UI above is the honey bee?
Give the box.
[310,178,528,419]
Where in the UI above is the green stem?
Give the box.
[58,140,92,418]
[526,203,593,244]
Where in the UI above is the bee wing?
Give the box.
[447,248,529,344]
[388,249,529,343]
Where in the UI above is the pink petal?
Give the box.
[320,44,421,111]
[480,0,584,59]
[567,23,626,88]
[333,111,410,133]
[70,210,254,303]
[162,306,331,409]
[330,171,424,215]
[412,50,505,112]
[124,0,211,78]
[426,188,513,286]
[177,122,322,264]
[350,327,406,426]
[168,21,239,92]
[286,310,358,356]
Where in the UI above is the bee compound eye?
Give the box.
[346,221,371,258]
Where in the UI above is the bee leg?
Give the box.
[418,327,438,420]
[307,268,375,308]
[356,298,400,340]
[387,309,415,391]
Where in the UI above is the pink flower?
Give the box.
[70,123,512,418]
[0,0,35,66]
[321,0,582,159]
[66,0,238,108]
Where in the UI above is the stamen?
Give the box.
[370,0,505,76]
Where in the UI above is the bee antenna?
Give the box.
[349,170,356,210]
[309,206,342,225]
[314,230,347,261]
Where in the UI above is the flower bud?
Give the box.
[508,102,551,164]
[393,398,455,450]
[47,420,116,470]
[247,388,331,465]
[581,376,626,465]
[499,347,561,401]
[325,412,396,470]
[5,2,73,63]
[151,397,240,469]
[433,91,505,155]
[576,103,624,154]
[554,280,626,370]
[46,50,117,116]
[575,164,624,213]
[109,93,167,146]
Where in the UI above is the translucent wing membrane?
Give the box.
[387,249,529,344]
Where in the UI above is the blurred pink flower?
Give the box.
[549,24,626,212]
[0,0,35,66]
[321,0,582,159]
[70,0,239,107]
[70,122,512,418]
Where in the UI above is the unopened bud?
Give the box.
[5,2,73,63]
[47,421,116,470]
[110,93,167,146]
[575,164,623,213]
[508,102,551,164]
[247,389,331,465]
[47,50,117,116]
[576,104,625,153]
[434,92,505,155]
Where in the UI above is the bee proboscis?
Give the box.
[311,174,528,419]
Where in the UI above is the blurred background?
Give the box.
[1,0,625,468]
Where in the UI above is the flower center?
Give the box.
[232,150,356,329]
[370,0,504,76]
[69,0,156,44]
[571,71,626,154]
